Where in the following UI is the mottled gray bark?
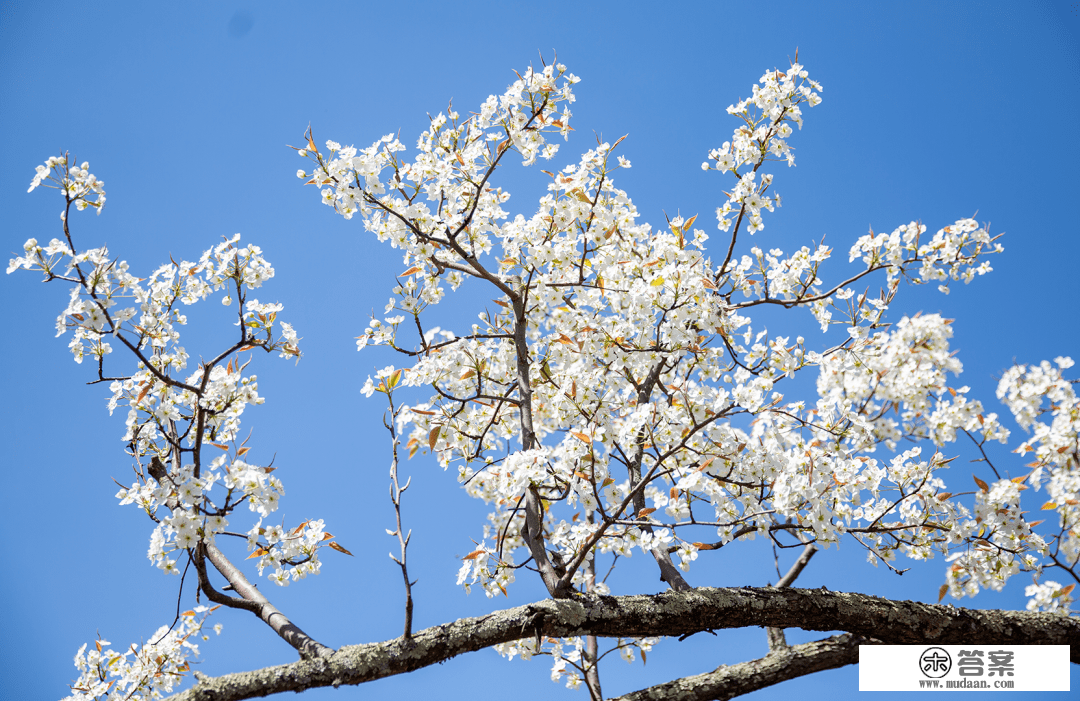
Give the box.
[609,633,865,701]
[168,586,1080,701]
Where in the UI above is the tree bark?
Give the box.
[168,586,1080,701]
[609,633,865,701]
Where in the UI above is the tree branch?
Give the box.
[149,458,332,661]
[609,633,865,701]
[194,542,333,661]
[168,586,1080,701]
[767,542,817,650]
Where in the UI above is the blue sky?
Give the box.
[1,1,1078,699]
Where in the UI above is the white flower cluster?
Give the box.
[999,357,1079,608]
[62,606,221,701]
[27,154,106,216]
[455,541,516,598]
[1024,580,1075,614]
[494,635,657,691]
[298,58,1078,631]
[849,218,1001,293]
[703,63,822,234]
[13,163,330,592]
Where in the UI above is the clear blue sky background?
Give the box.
[2,1,1078,699]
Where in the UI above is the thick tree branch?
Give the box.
[609,633,865,701]
[168,586,1080,701]
[195,543,334,661]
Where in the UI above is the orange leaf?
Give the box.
[410,408,436,415]
[328,541,353,556]
[428,426,441,450]
[247,548,268,559]
[291,520,309,536]
[638,507,657,517]
[463,549,485,560]
[322,532,334,540]
[400,266,422,276]
[937,584,949,603]
[237,446,251,457]
[136,384,151,404]
[1060,584,1075,597]
[692,542,720,551]
[182,610,196,617]
[973,475,989,492]
[210,442,230,451]
[460,369,476,380]
[571,431,591,443]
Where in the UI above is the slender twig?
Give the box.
[384,393,416,639]
[583,512,603,701]
[767,541,818,651]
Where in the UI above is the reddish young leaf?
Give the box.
[327,541,353,556]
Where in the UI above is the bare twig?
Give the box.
[384,393,416,639]
[766,541,818,651]
[583,514,603,701]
